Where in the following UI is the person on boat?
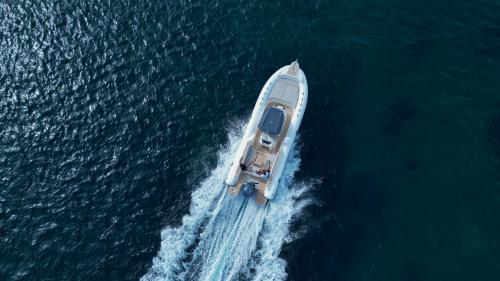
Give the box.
[260,170,270,180]
[239,162,247,171]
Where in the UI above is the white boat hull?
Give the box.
[225,62,308,202]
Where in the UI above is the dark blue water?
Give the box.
[1,0,500,280]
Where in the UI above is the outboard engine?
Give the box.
[241,182,257,197]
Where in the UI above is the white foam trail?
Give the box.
[250,175,316,281]
[142,123,315,281]
[141,123,245,281]
[183,189,267,281]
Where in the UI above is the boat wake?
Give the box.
[142,123,314,281]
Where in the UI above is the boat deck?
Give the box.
[228,102,293,205]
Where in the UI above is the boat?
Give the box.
[225,61,308,205]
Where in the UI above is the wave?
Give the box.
[141,123,314,281]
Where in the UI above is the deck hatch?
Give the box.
[258,107,284,136]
